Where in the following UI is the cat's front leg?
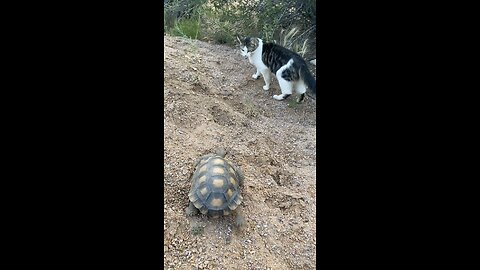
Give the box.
[252,69,261,80]
[261,70,271,91]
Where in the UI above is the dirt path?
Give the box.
[164,35,317,270]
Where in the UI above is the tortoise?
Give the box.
[185,148,245,227]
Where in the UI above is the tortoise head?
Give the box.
[215,148,227,158]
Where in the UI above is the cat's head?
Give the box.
[236,36,260,59]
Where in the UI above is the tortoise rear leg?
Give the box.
[235,207,246,228]
[185,202,199,216]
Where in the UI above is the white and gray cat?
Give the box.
[238,36,316,102]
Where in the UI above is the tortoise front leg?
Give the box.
[232,164,245,186]
[185,202,199,216]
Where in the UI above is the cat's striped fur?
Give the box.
[238,36,316,102]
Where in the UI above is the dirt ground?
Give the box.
[163,35,317,270]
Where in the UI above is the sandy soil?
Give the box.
[163,35,317,270]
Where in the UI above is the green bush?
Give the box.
[213,30,233,44]
[163,0,316,57]
[170,18,201,39]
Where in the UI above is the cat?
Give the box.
[237,36,316,102]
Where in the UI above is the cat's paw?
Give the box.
[263,85,269,91]
[252,74,260,80]
[273,95,285,100]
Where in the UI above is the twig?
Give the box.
[291,25,315,45]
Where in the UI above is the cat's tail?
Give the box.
[300,64,316,97]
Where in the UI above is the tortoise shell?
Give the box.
[188,152,244,217]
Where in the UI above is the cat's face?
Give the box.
[237,36,259,59]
